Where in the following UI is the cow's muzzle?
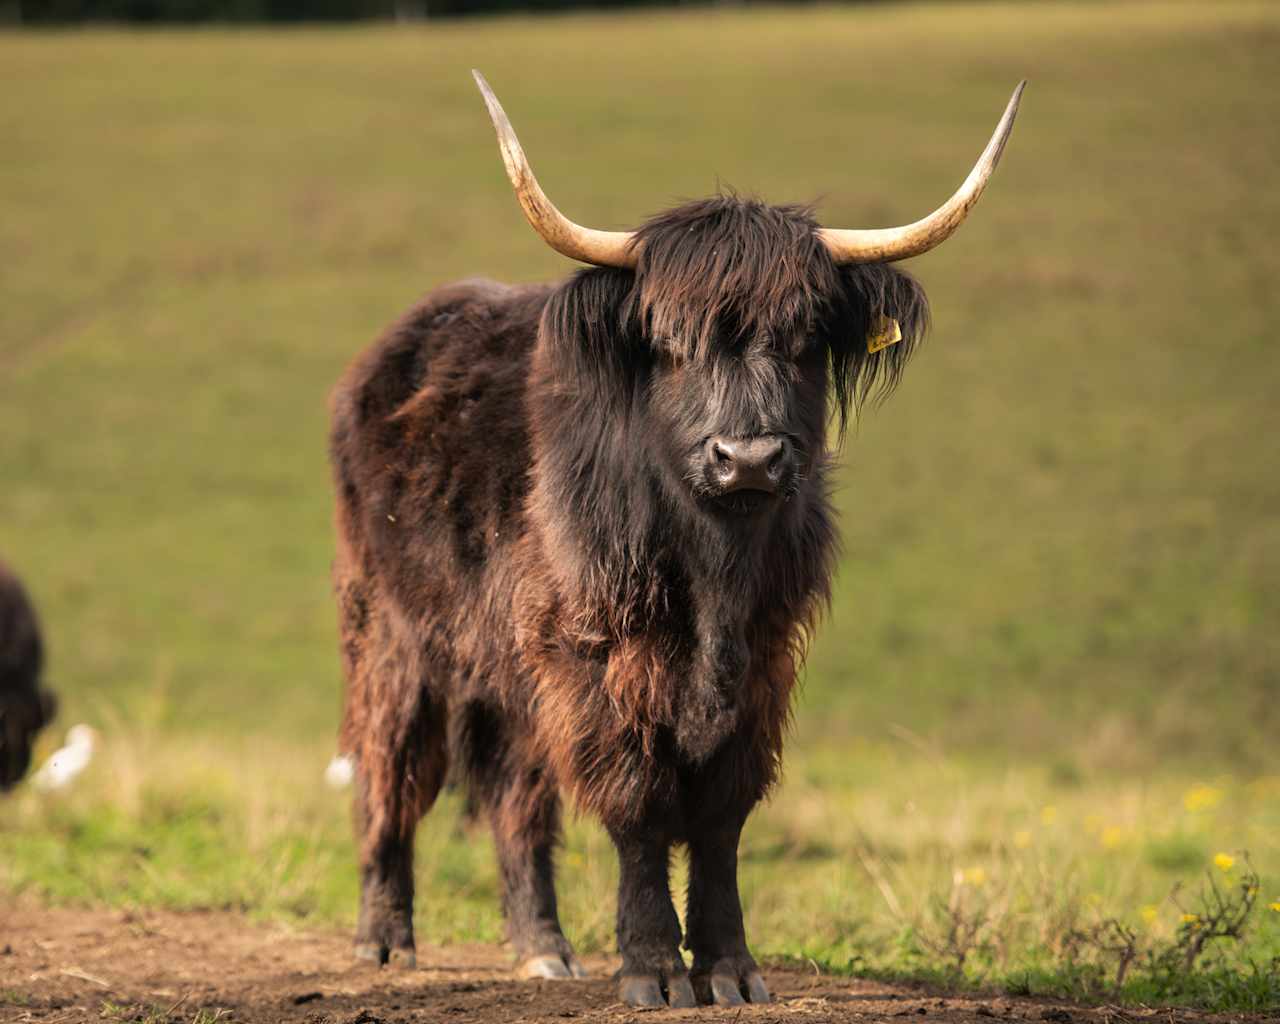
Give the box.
[704,435,795,498]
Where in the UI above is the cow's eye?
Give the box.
[789,333,818,359]
[650,338,687,367]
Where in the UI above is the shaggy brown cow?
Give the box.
[0,560,56,791]
[329,73,1024,1008]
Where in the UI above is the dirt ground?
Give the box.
[0,907,1266,1024]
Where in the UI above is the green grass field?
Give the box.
[2,1,1279,1010]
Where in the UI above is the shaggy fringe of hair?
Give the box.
[630,194,837,362]
[561,193,930,438]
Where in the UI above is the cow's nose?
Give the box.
[705,435,793,493]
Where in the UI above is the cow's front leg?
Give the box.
[609,826,696,1008]
[685,818,770,1005]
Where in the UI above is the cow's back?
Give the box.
[329,278,552,681]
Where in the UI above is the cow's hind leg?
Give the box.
[337,564,447,968]
[463,705,584,979]
[351,788,415,966]
[350,688,446,968]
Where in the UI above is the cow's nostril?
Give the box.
[711,441,734,466]
[766,439,790,477]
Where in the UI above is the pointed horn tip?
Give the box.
[985,80,1027,167]
[818,80,1029,264]
[1009,80,1028,113]
[472,71,517,144]
[472,70,498,112]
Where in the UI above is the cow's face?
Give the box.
[0,569,52,790]
[0,683,55,791]
[534,199,930,542]
[646,331,828,521]
[622,199,929,524]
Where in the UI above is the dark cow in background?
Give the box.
[0,560,56,791]
[328,72,1024,1008]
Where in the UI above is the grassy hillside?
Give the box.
[2,2,1278,1009]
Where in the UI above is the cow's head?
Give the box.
[478,73,1021,529]
[0,567,55,791]
[623,197,932,522]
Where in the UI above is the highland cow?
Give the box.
[0,560,56,791]
[328,72,1024,1007]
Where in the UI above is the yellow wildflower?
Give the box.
[1183,784,1222,813]
[1270,902,1280,913]
[1101,825,1126,849]
[1013,830,1032,850]
[1213,852,1235,872]
[1140,905,1158,924]
[1040,805,1058,826]
[1181,913,1199,925]
[962,866,987,887]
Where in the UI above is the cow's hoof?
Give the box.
[619,971,697,1009]
[388,946,416,969]
[353,943,415,969]
[692,959,770,1006]
[518,953,588,980]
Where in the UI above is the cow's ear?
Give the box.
[540,267,640,371]
[827,263,930,435]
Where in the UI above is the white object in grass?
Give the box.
[32,724,96,791]
[325,753,355,788]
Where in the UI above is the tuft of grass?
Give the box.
[99,999,230,1024]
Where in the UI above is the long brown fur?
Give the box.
[328,195,930,984]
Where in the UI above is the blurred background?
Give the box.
[1,0,1277,1008]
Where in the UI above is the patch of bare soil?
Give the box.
[0,907,1262,1024]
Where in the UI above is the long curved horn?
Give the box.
[473,71,638,269]
[819,81,1027,264]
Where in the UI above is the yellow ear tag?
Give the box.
[867,314,902,354]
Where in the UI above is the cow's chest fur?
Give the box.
[510,520,815,832]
